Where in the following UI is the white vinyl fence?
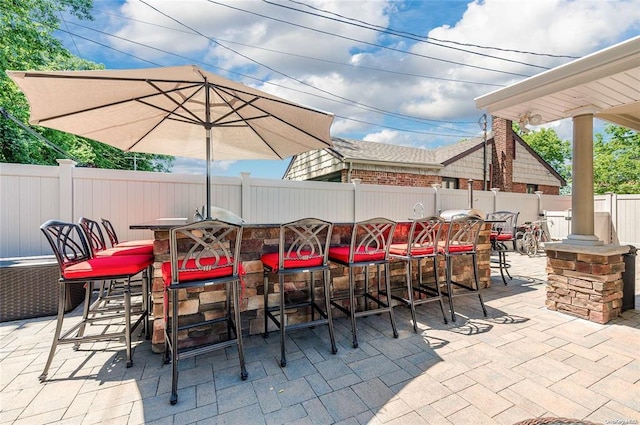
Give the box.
[1,160,637,258]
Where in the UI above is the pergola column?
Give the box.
[564,113,603,246]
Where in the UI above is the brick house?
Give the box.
[284,117,566,194]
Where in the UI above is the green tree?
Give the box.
[0,0,173,171]
[593,124,640,194]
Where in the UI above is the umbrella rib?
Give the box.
[206,88,282,158]
[18,71,333,119]
[34,83,203,125]
[126,83,208,152]
[210,86,333,158]
[145,80,206,126]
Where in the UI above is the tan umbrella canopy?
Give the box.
[8,65,334,217]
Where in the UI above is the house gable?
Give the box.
[284,121,565,194]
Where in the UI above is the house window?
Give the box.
[312,172,341,182]
[441,178,458,189]
[526,184,538,194]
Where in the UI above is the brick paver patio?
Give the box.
[1,252,639,425]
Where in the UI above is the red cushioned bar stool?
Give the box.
[441,214,488,322]
[388,215,449,332]
[79,217,152,338]
[39,220,153,382]
[100,217,155,249]
[162,219,247,405]
[329,217,398,348]
[262,218,337,367]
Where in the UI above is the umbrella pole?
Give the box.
[205,80,212,219]
[206,128,212,219]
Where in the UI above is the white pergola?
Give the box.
[475,35,640,246]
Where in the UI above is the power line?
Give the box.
[205,0,532,78]
[94,9,504,88]
[285,0,579,60]
[0,107,84,164]
[53,22,477,136]
[264,0,551,70]
[137,1,479,133]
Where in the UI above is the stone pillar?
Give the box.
[565,113,602,246]
[545,243,629,324]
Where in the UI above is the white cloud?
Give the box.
[81,0,640,157]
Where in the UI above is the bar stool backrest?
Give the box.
[169,219,243,284]
[41,220,92,269]
[279,218,333,270]
[407,216,444,256]
[348,217,397,263]
[100,218,120,246]
[442,214,484,254]
[486,211,519,237]
[79,217,109,256]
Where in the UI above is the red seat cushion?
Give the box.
[389,243,435,256]
[490,232,514,241]
[96,245,153,256]
[62,255,153,280]
[161,257,239,285]
[261,251,323,271]
[116,239,155,248]
[328,246,386,264]
[445,244,474,253]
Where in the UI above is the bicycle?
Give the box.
[515,219,552,257]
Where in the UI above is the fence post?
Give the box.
[491,187,500,212]
[535,190,544,217]
[241,172,251,223]
[352,179,361,221]
[57,159,76,222]
[605,192,616,244]
[431,183,441,215]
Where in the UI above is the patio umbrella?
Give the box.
[8,65,334,218]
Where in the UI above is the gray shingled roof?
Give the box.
[328,136,486,166]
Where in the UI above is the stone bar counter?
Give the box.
[544,243,630,324]
[133,220,492,352]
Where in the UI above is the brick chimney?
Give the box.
[491,116,514,192]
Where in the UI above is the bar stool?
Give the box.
[80,217,153,257]
[441,214,487,322]
[39,220,153,381]
[485,211,519,285]
[79,217,152,338]
[261,218,337,367]
[329,217,398,348]
[388,216,448,332]
[100,217,155,249]
[162,219,247,404]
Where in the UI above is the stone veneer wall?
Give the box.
[150,223,492,352]
[545,243,629,324]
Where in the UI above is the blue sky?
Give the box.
[57,0,640,178]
